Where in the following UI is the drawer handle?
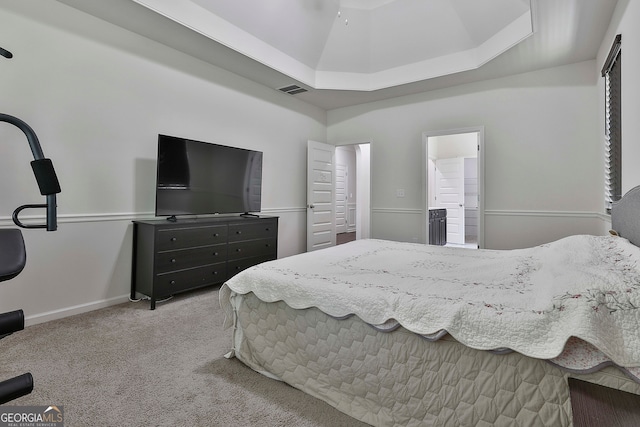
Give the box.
[265,228,270,231]
[212,252,219,256]
[236,231,242,235]
[170,237,177,242]
[213,233,219,237]
[171,258,176,263]
[265,243,270,247]
[212,271,218,275]
[170,280,176,285]
[236,248,242,252]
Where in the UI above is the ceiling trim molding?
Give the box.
[312,10,533,92]
[131,0,532,92]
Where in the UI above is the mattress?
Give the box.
[224,236,640,370]
[223,290,640,427]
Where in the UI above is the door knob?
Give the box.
[307,204,315,209]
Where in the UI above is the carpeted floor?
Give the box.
[0,288,369,426]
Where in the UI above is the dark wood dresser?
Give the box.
[131,216,278,309]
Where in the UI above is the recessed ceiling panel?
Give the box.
[131,0,533,91]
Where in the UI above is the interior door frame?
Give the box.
[307,140,337,252]
[335,140,372,241]
[306,140,372,251]
[421,126,485,248]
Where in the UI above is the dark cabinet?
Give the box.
[131,216,278,309]
[428,209,447,246]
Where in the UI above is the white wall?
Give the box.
[0,2,325,323]
[328,60,603,249]
[355,144,371,239]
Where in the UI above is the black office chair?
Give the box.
[0,113,61,404]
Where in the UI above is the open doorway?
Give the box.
[422,128,484,249]
[306,141,370,252]
[335,143,370,245]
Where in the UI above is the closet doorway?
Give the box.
[307,141,370,252]
[422,128,484,249]
[335,143,370,245]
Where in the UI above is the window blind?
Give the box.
[602,34,622,211]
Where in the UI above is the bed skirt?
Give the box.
[223,290,640,427]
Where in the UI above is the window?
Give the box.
[602,34,622,212]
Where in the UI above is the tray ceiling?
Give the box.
[55,0,618,110]
[132,0,533,91]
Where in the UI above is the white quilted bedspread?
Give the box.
[224,236,640,367]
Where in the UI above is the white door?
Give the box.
[335,163,347,234]
[435,157,465,245]
[307,141,336,251]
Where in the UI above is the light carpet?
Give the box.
[0,288,369,426]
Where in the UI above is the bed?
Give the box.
[220,186,640,426]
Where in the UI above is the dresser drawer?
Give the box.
[156,225,227,251]
[228,219,277,242]
[155,264,226,295]
[155,244,227,274]
[228,254,276,278]
[228,238,277,261]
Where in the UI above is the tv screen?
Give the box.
[155,135,263,217]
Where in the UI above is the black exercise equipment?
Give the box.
[0,112,61,404]
[1,113,61,231]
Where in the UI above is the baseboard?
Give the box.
[24,294,130,327]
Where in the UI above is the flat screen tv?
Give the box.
[155,134,263,218]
